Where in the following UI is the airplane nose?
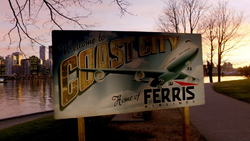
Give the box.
[165,40,199,72]
[188,42,199,53]
[184,42,199,58]
[190,47,199,60]
[190,47,199,56]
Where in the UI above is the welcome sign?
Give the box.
[52,31,205,119]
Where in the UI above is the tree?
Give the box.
[156,0,181,33]
[183,0,208,34]
[4,0,132,56]
[201,9,217,83]
[210,0,246,82]
[156,0,208,34]
[238,66,250,79]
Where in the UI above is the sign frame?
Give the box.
[52,30,205,119]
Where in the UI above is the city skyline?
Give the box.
[0,45,53,77]
[0,46,51,60]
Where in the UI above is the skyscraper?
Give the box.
[4,55,13,76]
[11,52,23,75]
[0,56,5,75]
[21,59,30,76]
[12,52,23,65]
[48,45,53,76]
[49,46,52,60]
[29,56,38,75]
[40,45,46,61]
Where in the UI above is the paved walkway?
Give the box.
[190,83,250,141]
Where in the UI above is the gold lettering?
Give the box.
[59,55,78,109]
[151,36,159,54]
[168,36,180,50]
[124,37,135,63]
[97,42,109,68]
[79,48,94,92]
[139,36,151,57]
[110,38,124,68]
[152,36,168,53]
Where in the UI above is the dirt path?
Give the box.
[87,108,206,141]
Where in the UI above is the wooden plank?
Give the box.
[78,117,86,141]
[182,107,190,141]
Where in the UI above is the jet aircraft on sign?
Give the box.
[78,39,200,88]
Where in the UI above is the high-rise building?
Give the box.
[40,45,46,61]
[0,56,5,76]
[49,46,52,60]
[11,52,23,76]
[12,52,23,66]
[29,56,39,75]
[21,59,30,76]
[48,59,53,76]
[12,65,23,76]
[4,55,13,76]
[38,59,47,75]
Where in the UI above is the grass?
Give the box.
[0,115,78,141]
[0,109,206,141]
[0,114,153,141]
[212,79,250,104]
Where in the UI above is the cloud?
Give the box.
[54,87,146,118]
[124,58,147,69]
[122,50,147,69]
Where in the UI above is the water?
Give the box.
[0,76,246,120]
[204,76,246,83]
[0,79,53,120]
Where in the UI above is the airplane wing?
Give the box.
[173,72,200,86]
[175,72,193,79]
[77,67,166,78]
[175,72,199,82]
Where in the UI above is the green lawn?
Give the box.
[0,114,153,141]
[212,79,250,104]
[0,115,78,141]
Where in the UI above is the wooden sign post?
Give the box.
[78,117,86,141]
[182,107,190,141]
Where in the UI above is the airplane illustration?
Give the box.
[78,39,200,88]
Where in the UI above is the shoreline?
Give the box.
[0,110,54,121]
[0,110,54,130]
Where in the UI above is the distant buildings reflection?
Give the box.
[204,62,240,76]
[0,79,53,119]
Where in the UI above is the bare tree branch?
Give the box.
[112,0,134,17]
[156,0,208,34]
[156,0,181,33]
[3,0,133,57]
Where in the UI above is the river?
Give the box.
[0,79,53,120]
[203,76,246,83]
[0,76,246,120]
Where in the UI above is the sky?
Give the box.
[1,0,250,68]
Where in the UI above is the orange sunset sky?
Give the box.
[1,0,250,68]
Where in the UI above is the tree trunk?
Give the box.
[207,61,213,83]
[218,55,221,82]
[209,45,213,83]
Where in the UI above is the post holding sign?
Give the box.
[52,31,205,119]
